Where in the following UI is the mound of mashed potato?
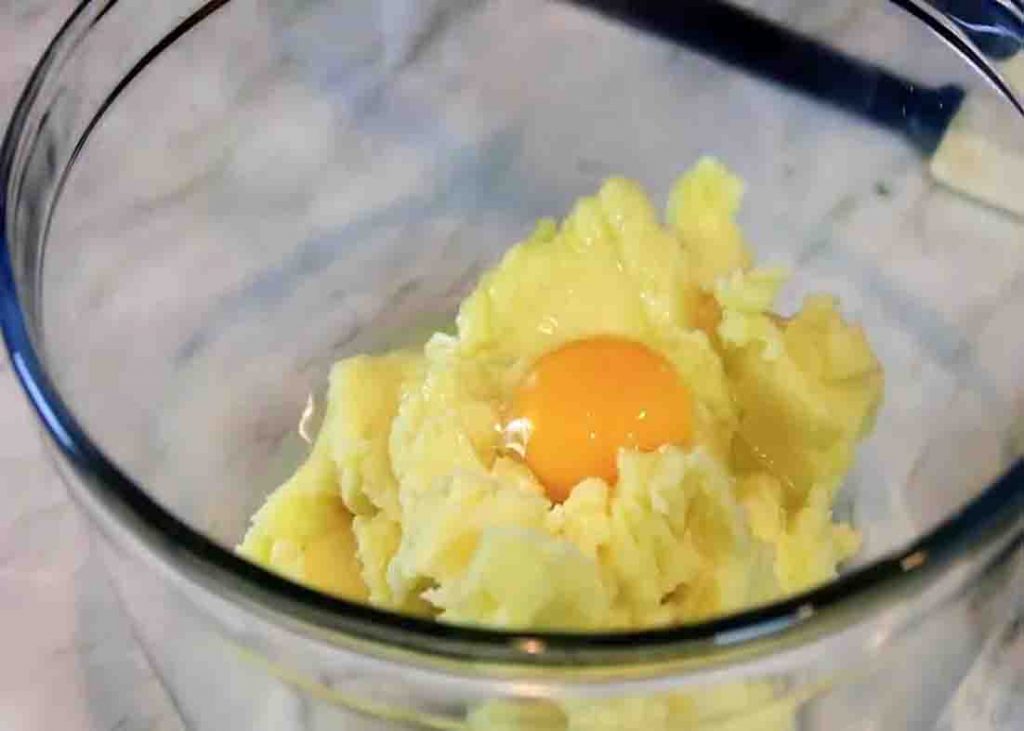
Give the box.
[239,158,882,632]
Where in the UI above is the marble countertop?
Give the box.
[3,2,1024,730]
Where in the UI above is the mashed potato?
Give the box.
[239,157,881,630]
[239,158,882,729]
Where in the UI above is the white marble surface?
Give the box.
[4,1,1024,730]
[1,3,184,729]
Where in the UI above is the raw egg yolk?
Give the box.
[506,337,694,502]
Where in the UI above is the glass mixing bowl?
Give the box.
[4,0,1024,728]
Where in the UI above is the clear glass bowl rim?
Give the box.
[2,0,1024,671]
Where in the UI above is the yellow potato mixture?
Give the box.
[238,158,883,633]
